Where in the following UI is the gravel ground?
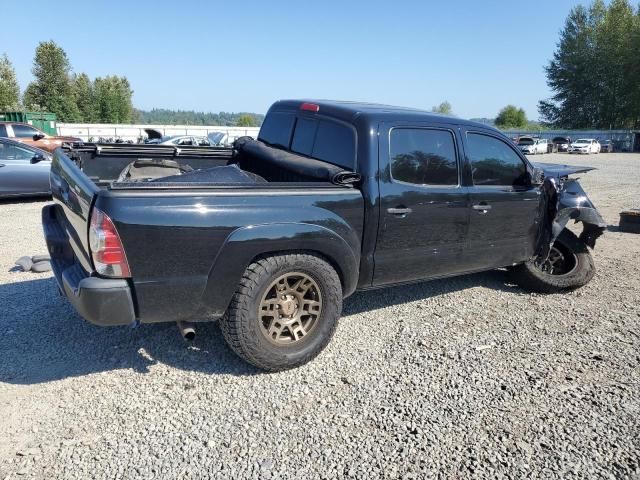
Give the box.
[0,152,639,479]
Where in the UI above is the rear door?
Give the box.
[462,130,540,270]
[0,141,50,196]
[373,122,470,285]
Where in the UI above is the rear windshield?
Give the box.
[552,137,569,142]
[517,138,534,145]
[259,111,356,170]
[258,112,296,149]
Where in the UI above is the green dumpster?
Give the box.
[0,111,58,135]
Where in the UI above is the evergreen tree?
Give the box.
[0,53,21,110]
[94,76,134,123]
[539,0,640,128]
[72,73,95,122]
[23,41,80,121]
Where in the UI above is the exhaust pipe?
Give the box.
[177,321,195,341]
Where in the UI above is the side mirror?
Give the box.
[33,133,46,141]
[30,154,45,164]
[530,167,545,185]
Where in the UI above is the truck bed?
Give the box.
[46,143,364,326]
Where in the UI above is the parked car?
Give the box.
[599,139,614,153]
[0,137,52,198]
[552,136,572,152]
[0,122,82,153]
[44,100,606,371]
[517,136,547,155]
[568,138,601,154]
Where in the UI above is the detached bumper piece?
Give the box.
[42,205,136,326]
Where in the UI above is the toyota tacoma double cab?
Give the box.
[43,100,606,371]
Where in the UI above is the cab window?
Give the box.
[466,133,528,186]
[389,128,458,186]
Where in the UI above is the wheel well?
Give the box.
[248,249,346,294]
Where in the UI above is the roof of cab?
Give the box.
[271,99,498,132]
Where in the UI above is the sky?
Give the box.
[1,0,586,120]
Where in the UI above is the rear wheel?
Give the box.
[220,253,342,371]
[511,229,595,293]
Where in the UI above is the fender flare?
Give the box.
[200,223,360,317]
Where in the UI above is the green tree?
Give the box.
[236,114,257,127]
[23,41,80,121]
[94,76,134,123]
[0,53,21,110]
[539,0,640,128]
[495,105,528,129]
[431,101,453,115]
[72,73,95,122]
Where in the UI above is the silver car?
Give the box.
[0,138,52,198]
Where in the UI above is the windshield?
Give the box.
[207,132,225,145]
[575,139,590,143]
[553,137,569,143]
[518,138,534,145]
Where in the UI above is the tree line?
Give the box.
[0,41,262,126]
[136,109,263,127]
[0,41,134,123]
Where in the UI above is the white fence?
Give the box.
[57,123,260,143]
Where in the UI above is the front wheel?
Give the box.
[511,229,595,293]
[220,253,342,371]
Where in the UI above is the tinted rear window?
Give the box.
[291,117,356,170]
[258,112,295,149]
[290,117,317,156]
[390,128,458,185]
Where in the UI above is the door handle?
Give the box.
[0,164,5,168]
[472,203,492,213]
[387,207,412,216]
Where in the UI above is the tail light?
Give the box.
[89,207,131,278]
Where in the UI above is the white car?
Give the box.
[517,137,548,155]
[568,138,601,154]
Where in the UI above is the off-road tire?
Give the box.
[511,229,595,293]
[220,253,342,371]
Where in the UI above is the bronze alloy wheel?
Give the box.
[536,244,577,276]
[258,272,323,345]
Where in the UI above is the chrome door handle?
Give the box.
[387,207,412,215]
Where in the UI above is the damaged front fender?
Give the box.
[535,177,606,261]
[553,179,606,248]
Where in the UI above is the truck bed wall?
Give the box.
[69,145,233,184]
[96,187,364,323]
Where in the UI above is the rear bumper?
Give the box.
[42,204,136,326]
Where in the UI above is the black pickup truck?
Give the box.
[43,100,606,371]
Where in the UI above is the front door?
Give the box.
[373,124,470,286]
[461,130,541,270]
[0,142,51,196]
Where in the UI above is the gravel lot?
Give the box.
[0,153,639,479]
